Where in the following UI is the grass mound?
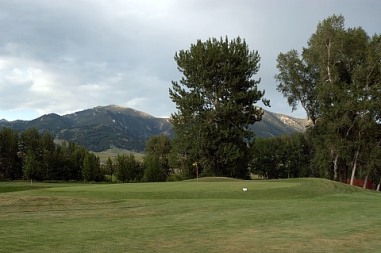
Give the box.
[185,176,242,182]
[93,148,144,162]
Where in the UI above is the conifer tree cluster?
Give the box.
[0,127,99,181]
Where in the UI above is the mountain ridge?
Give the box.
[0,105,309,152]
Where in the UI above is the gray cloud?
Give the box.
[0,0,380,120]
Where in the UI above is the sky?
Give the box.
[0,0,380,121]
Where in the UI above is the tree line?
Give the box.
[166,14,380,187]
[274,15,381,187]
[0,127,172,183]
[0,127,96,182]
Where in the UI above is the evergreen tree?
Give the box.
[145,135,171,178]
[116,154,143,183]
[0,128,22,180]
[169,37,268,179]
[115,154,129,183]
[143,155,166,182]
[19,128,44,181]
[40,131,56,180]
[105,157,115,182]
[69,142,88,180]
[82,153,103,182]
[0,127,102,181]
[23,150,41,183]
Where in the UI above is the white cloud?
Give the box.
[0,0,380,120]
[123,97,147,109]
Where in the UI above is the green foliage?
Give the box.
[275,49,320,124]
[23,150,41,181]
[19,128,43,181]
[250,133,311,179]
[168,146,195,180]
[67,144,88,180]
[40,131,56,180]
[143,155,167,182]
[275,15,381,183]
[104,157,114,181]
[0,127,100,182]
[82,153,103,182]
[0,128,22,180]
[115,154,143,183]
[145,135,171,178]
[169,37,268,179]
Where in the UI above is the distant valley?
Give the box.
[0,105,309,152]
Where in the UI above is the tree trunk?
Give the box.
[350,149,360,186]
[377,179,381,191]
[325,40,333,84]
[333,154,339,181]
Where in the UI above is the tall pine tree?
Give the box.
[169,37,268,179]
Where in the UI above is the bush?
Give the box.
[143,156,166,182]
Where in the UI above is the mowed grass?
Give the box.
[1,178,381,252]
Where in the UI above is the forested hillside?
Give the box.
[0,105,307,152]
[1,105,173,152]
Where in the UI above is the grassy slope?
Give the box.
[93,148,145,162]
[1,178,381,253]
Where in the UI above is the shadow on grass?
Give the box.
[0,183,52,194]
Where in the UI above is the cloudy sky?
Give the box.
[0,0,380,120]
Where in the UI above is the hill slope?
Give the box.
[253,111,308,137]
[0,105,309,152]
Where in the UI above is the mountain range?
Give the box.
[0,105,309,152]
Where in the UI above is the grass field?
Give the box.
[93,148,145,162]
[1,178,381,252]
